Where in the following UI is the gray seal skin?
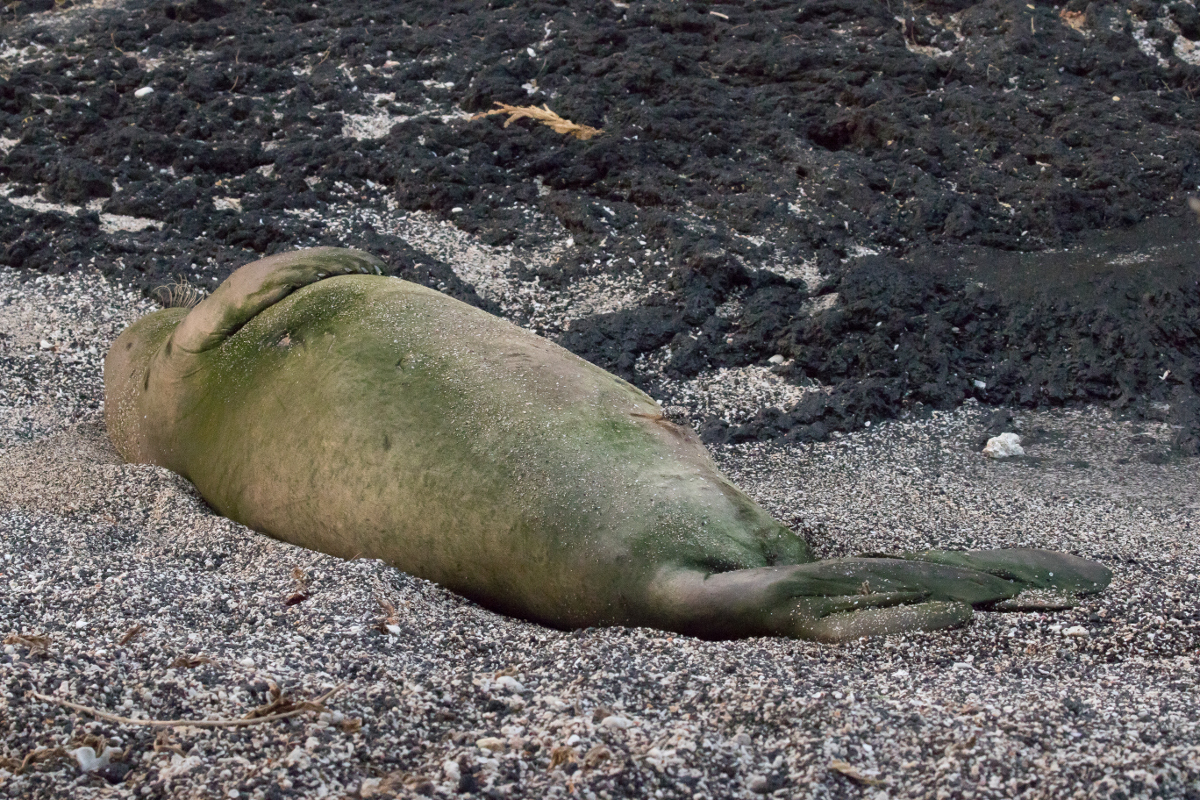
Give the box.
[104,248,1112,642]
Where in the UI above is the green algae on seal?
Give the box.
[104,248,1112,642]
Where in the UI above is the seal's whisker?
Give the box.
[152,280,207,310]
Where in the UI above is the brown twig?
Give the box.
[168,654,215,669]
[547,745,577,770]
[0,746,72,775]
[28,684,344,729]
[376,597,402,633]
[152,730,186,757]
[830,759,883,786]
[284,566,310,606]
[4,633,51,655]
[117,624,144,646]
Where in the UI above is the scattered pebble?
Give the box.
[983,432,1025,458]
[71,745,122,772]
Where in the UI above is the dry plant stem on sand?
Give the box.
[3,632,52,655]
[0,747,73,776]
[829,759,884,786]
[27,684,344,730]
[472,102,603,140]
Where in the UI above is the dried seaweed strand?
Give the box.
[473,103,602,140]
[28,684,344,729]
[0,746,72,775]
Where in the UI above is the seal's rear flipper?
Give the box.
[650,558,1024,640]
[171,248,386,354]
[795,601,973,643]
[863,548,1112,596]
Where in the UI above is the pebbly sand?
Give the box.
[1,263,1198,800]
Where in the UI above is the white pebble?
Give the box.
[983,432,1024,458]
[496,675,525,693]
[134,86,154,98]
[71,746,104,772]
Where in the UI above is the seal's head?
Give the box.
[104,306,189,465]
[105,247,387,468]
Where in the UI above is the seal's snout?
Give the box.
[103,308,188,464]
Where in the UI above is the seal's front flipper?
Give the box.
[872,548,1112,596]
[171,248,386,354]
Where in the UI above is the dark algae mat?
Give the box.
[3,0,1200,447]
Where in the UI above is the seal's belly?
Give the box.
[170,276,804,626]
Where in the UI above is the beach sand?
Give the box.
[1,266,1197,799]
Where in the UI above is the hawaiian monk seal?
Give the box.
[104,248,1111,641]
